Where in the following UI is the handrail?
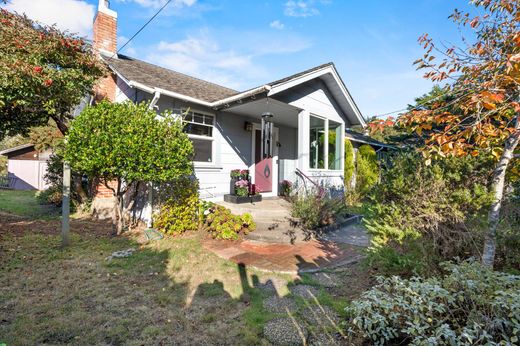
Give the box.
[295,168,325,197]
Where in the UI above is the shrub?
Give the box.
[355,144,379,196]
[291,190,346,229]
[344,138,355,189]
[154,177,200,235]
[36,186,63,206]
[204,205,256,240]
[363,151,494,274]
[345,260,520,345]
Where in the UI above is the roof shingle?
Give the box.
[104,54,238,103]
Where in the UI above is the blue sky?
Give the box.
[3,0,476,118]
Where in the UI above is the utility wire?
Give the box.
[112,0,172,58]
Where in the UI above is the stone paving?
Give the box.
[208,198,370,274]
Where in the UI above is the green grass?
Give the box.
[0,189,59,219]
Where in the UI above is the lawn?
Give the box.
[0,189,60,219]
[0,192,371,345]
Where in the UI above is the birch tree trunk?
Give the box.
[482,114,520,267]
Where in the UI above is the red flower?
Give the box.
[33,66,43,73]
[43,79,53,87]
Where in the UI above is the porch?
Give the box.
[215,95,346,199]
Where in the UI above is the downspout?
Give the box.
[147,90,161,227]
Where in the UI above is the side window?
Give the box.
[182,111,214,163]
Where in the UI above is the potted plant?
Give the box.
[230,169,241,194]
[235,179,249,197]
[280,180,293,197]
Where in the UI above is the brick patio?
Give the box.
[202,238,363,274]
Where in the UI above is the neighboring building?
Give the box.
[0,144,51,190]
[345,129,395,159]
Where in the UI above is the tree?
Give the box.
[0,9,104,139]
[64,101,194,234]
[370,0,519,267]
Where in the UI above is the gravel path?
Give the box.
[290,284,320,300]
[263,317,308,346]
[263,296,298,314]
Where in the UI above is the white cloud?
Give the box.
[145,29,312,90]
[117,0,196,9]
[3,0,94,37]
[284,0,320,18]
[118,36,137,56]
[269,20,285,30]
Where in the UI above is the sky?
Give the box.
[2,0,477,119]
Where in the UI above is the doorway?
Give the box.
[251,124,279,196]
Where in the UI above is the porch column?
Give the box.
[297,110,310,171]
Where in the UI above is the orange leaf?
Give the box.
[482,102,496,110]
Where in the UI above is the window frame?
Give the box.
[180,109,216,166]
[308,114,343,172]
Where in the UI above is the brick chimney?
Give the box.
[93,0,117,55]
[93,0,117,101]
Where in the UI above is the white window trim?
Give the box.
[181,109,216,167]
[308,114,343,172]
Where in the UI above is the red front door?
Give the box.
[254,129,272,193]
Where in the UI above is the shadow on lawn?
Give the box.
[0,214,349,345]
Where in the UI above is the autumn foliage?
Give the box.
[0,9,105,138]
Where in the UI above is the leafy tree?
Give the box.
[370,0,519,267]
[0,8,104,139]
[64,101,194,234]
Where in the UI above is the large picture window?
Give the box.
[309,115,342,170]
[182,110,214,163]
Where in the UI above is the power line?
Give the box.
[114,0,172,57]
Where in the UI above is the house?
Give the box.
[90,0,367,218]
[0,144,51,190]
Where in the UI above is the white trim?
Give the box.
[211,85,271,108]
[183,110,216,166]
[108,64,364,128]
[268,65,366,127]
[0,143,34,156]
[250,123,279,197]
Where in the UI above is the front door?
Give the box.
[255,129,272,192]
[252,124,278,195]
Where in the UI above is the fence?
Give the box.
[0,175,10,189]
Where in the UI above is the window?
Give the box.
[309,115,342,170]
[310,116,325,169]
[328,120,341,170]
[182,110,214,163]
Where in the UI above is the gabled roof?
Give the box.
[0,143,34,156]
[104,54,238,103]
[104,54,366,126]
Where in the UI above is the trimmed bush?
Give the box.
[346,260,520,345]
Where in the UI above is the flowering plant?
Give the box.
[235,179,249,197]
[230,169,241,178]
[235,179,249,188]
